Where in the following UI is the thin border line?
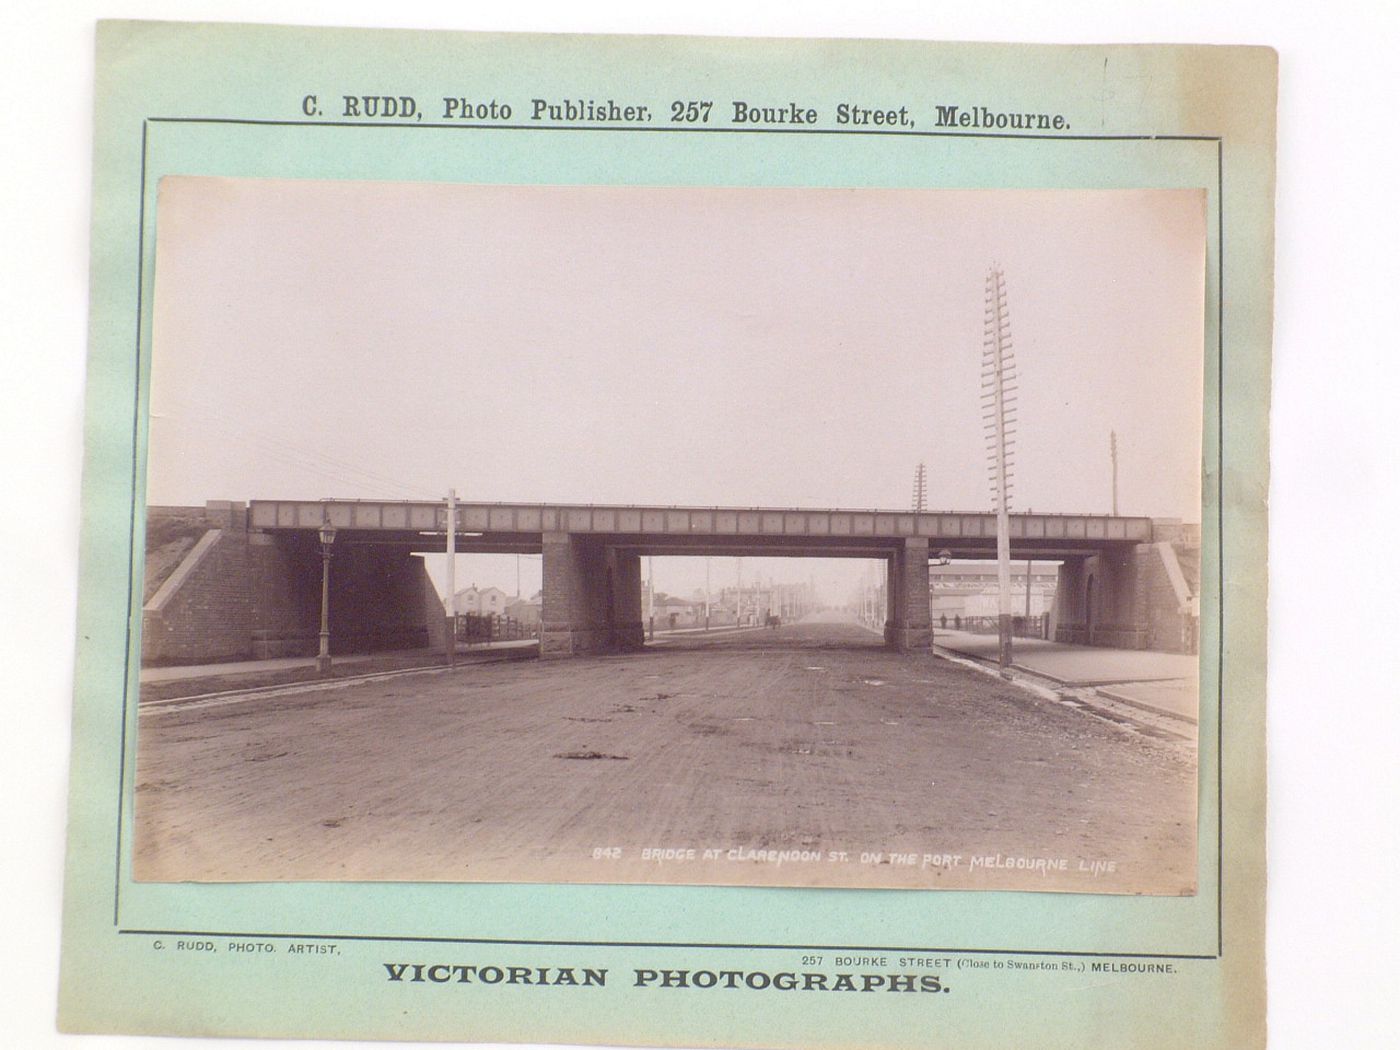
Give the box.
[1215,138,1226,957]
[113,118,149,925]
[144,114,1221,143]
[116,116,1227,963]
[116,929,1214,960]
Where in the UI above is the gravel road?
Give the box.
[134,616,1196,894]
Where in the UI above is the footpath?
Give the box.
[140,629,775,690]
[933,630,1198,724]
[139,639,536,689]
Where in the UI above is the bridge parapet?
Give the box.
[248,499,1153,550]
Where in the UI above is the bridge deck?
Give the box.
[249,499,1153,555]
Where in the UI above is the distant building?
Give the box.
[650,593,703,630]
[713,581,817,626]
[929,563,1058,620]
[504,597,541,625]
[453,584,511,617]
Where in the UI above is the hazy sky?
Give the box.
[149,178,1205,598]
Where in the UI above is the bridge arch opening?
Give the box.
[424,550,543,649]
[632,555,889,654]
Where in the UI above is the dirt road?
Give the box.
[134,617,1197,894]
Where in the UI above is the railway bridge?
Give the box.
[140,499,1197,663]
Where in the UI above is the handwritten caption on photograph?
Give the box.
[590,846,1118,877]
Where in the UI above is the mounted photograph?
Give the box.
[133,177,1205,894]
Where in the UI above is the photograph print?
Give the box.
[133,177,1205,894]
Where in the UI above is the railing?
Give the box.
[1054,623,1149,649]
[454,613,540,644]
[941,614,1049,640]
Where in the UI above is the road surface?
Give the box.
[134,615,1197,894]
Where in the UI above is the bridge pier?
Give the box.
[884,537,932,652]
[541,532,606,657]
[540,532,644,657]
[1052,553,1144,647]
[608,549,645,651]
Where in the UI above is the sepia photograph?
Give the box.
[133,176,1205,894]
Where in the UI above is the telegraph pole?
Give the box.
[1110,429,1119,516]
[983,264,1018,672]
[445,487,457,668]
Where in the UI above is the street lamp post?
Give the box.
[316,518,338,675]
[445,488,457,669]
